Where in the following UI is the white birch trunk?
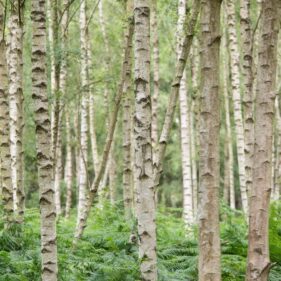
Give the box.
[7,2,25,221]
[76,0,89,230]
[177,0,193,225]
[225,0,248,214]
[31,0,58,279]
[0,6,14,226]
[134,1,157,279]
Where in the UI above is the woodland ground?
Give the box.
[0,201,281,281]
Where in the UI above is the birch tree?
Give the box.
[60,0,70,216]
[240,0,254,199]
[134,1,157,279]
[8,0,25,221]
[246,0,280,280]
[177,0,193,225]
[122,0,134,219]
[0,4,14,227]
[225,0,248,214]
[31,0,58,279]
[76,0,89,232]
[222,35,235,209]
[198,1,222,280]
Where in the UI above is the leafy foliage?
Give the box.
[0,203,281,280]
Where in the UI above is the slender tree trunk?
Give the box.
[151,0,159,162]
[31,0,58,279]
[0,6,14,227]
[60,0,71,216]
[7,1,25,221]
[225,0,248,214]
[198,1,222,281]
[246,1,280,280]
[190,38,199,217]
[190,99,198,216]
[222,35,235,209]
[109,148,117,204]
[240,0,254,199]
[54,128,62,215]
[122,1,134,219]
[177,0,193,225]
[65,110,73,218]
[273,96,281,200]
[134,1,157,279]
[76,0,89,232]
[73,7,135,243]
[87,31,99,174]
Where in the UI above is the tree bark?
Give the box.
[225,0,248,214]
[31,0,58,279]
[65,110,73,218]
[198,1,222,281]
[0,5,14,227]
[122,0,134,219]
[240,0,254,200]
[151,0,159,163]
[7,1,25,222]
[177,0,193,225]
[222,33,235,209]
[273,94,281,200]
[246,1,280,280]
[190,38,200,217]
[134,1,157,279]
[75,0,89,233]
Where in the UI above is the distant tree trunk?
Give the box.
[246,1,280,280]
[134,1,157,280]
[273,96,281,200]
[198,1,222,281]
[122,0,134,219]
[222,35,235,209]
[240,0,254,199]
[177,0,193,225]
[0,6,14,227]
[225,0,248,215]
[75,0,89,232]
[65,110,73,218]
[60,0,70,216]
[31,0,58,279]
[190,99,198,216]
[7,1,25,222]
[74,107,80,186]
[151,0,159,162]
[87,29,99,175]
[190,39,199,217]
[54,129,62,215]
[109,148,117,204]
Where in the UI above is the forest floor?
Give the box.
[0,201,281,281]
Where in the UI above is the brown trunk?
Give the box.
[246,1,280,280]
[198,1,222,281]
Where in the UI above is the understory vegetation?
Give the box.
[1,201,281,281]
